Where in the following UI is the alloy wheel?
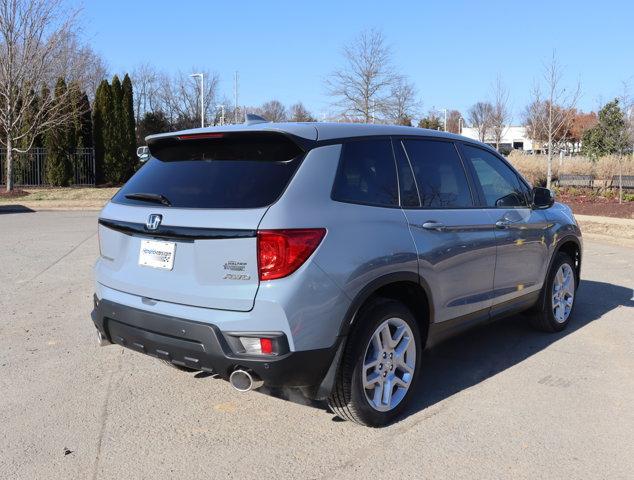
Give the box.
[362,317,416,412]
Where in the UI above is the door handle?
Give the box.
[495,220,511,229]
[420,221,446,231]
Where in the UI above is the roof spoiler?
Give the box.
[244,113,269,126]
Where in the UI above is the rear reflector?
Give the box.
[176,133,224,140]
[257,228,326,280]
[239,337,275,355]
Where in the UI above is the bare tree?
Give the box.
[468,102,494,142]
[156,69,220,128]
[528,52,580,189]
[326,29,399,122]
[289,102,315,122]
[256,100,287,122]
[132,63,160,123]
[387,78,420,125]
[0,0,92,191]
[446,110,462,134]
[490,76,510,150]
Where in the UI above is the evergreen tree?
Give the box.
[137,110,170,144]
[45,78,73,186]
[92,80,110,184]
[582,99,629,159]
[76,92,93,150]
[109,75,126,182]
[121,74,137,179]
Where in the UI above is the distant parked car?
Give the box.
[92,122,582,426]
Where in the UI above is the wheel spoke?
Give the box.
[364,371,381,389]
[391,325,406,348]
[364,358,379,370]
[371,331,382,353]
[394,335,410,357]
[381,377,393,406]
[556,269,564,286]
[393,375,409,388]
[378,325,391,350]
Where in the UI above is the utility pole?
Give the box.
[190,73,204,128]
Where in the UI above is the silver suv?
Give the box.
[92,122,582,426]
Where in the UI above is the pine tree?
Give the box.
[92,80,110,184]
[121,74,137,179]
[582,99,628,159]
[45,78,73,186]
[109,75,126,182]
[76,92,93,150]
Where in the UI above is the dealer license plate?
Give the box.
[138,239,176,270]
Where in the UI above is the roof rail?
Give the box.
[244,113,269,126]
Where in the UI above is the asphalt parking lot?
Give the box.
[1,210,633,479]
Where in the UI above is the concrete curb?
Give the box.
[575,214,634,243]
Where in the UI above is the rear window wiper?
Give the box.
[124,192,172,207]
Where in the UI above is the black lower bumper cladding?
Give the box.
[91,296,337,389]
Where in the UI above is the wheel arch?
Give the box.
[534,234,582,313]
[338,272,433,346]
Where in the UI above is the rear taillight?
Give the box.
[257,228,326,280]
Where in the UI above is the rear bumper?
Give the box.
[91,296,339,389]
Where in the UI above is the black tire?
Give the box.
[328,298,422,427]
[530,252,577,332]
[159,359,198,372]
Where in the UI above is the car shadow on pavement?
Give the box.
[0,204,34,214]
[260,279,633,422]
[401,279,633,421]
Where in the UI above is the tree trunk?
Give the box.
[6,135,13,192]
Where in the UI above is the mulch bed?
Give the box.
[0,188,30,198]
[557,193,634,219]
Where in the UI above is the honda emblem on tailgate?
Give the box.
[146,214,162,231]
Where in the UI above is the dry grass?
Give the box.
[0,187,119,209]
[507,152,634,187]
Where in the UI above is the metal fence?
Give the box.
[0,148,95,187]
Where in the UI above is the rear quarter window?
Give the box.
[331,139,398,207]
[113,133,304,209]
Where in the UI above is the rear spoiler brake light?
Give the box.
[176,133,225,140]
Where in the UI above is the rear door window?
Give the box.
[332,139,399,207]
[402,139,473,208]
[113,133,304,209]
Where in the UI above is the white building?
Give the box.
[461,126,533,153]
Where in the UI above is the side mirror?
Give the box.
[136,146,150,163]
[532,187,554,209]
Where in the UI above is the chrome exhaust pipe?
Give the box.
[229,369,263,392]
[96,330,111,347]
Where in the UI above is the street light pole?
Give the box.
[190,73,204,128]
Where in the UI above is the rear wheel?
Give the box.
[328,299,422,427]
[530,252,577,332]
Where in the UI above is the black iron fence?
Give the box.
[0,148,95,187]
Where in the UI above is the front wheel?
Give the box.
[530,252,577,332]
[328,299,422,427]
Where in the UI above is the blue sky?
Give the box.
[79,0,633,122]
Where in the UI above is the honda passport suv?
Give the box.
[91,121,582,426]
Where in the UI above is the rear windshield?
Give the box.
[113,133,304,209]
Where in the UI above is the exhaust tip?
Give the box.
[96,330,111,347]
[229,369,263,392]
